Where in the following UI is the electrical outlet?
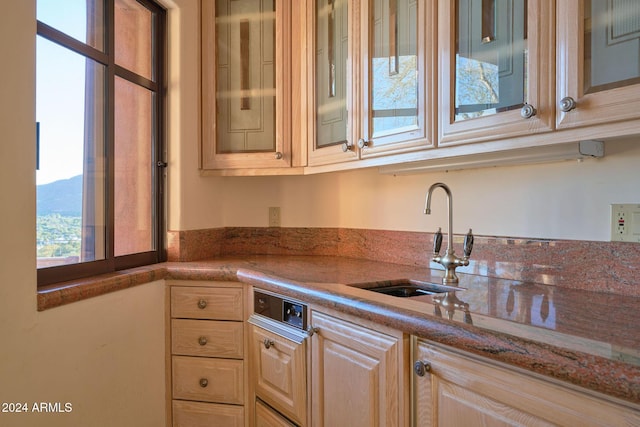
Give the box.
[268,207,281,227]
[611,204,640,242]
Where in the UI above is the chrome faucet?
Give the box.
[424,182,473,285]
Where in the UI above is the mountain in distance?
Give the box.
[37,174,82,217]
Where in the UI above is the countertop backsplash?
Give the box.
[167,227,640,297]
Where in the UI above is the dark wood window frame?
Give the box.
[36,0,167,287]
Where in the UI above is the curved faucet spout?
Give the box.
[424,182,454,255]
[424,182,472,286]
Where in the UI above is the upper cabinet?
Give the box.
[199,0,640,175]
[438,0,555,145]
[201,0,305,171]
[307,0,436,166]
[556,0,640,129]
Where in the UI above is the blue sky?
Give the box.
[36,1,89,185]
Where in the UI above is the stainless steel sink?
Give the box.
[352,279,463,298]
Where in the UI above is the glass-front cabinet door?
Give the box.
[557,0,640,129]
[310,0,356,166]
[201,0,293,170]
[438,0,554,146]
[359,0,435,159]
[308,0,434,166]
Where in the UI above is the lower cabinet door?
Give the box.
[250,323,307,425]
[255,400,297,427]
[172,356,244,404]
[309,309,403,427]
[413,339,640,427]
[172,400,244,427]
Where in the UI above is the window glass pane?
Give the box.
[37,0,105,51]
[36,37,106,267]
[115,0,153,80]
[316,0,348,148]
[584,0,640,93]
[454,0,527,121]
[371,0,418,137]
[114,77,155,256]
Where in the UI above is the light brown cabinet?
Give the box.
[556,0,640,130]
[201,0,306,172]
[168,282,246,427]
[307,0,436,167]
[308,308,408,427]
[438,0,555,146]
[255,400,298,427]
[412,338,640,427]
[249,317,308,426]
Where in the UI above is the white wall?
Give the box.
[0,2,166,426]
[178,138,640,242]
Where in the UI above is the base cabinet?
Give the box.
[309,309,407,427]
[168,281,246,427]
[413,338,640,427]
[249,317,307,426]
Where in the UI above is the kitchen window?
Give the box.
[36,0,166,286]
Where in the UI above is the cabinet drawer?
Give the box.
[171,286,244,320]
[172,319,244,359]
[172,400,244,427]
[172,356,244,404]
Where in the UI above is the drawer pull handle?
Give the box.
[263,338,275,349]
[199,378,209,388]
[197,299,207,309]
[198,336,208,346]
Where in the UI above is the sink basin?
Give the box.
[352,279,463,298]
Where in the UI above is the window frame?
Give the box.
[36,0,167,287]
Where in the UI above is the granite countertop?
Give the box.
[38,254,640,406]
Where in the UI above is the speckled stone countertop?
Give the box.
[38,255,640,406]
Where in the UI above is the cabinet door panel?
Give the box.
[310,310,401,427]
[202,0,292,169]
[557,0,640,129]
[360,0,435,158]
[439,0,554,145]
[250,323,307,425]
[413,339,640,427]
[308,0,359,166]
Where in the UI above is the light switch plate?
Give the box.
[611,204,640,242]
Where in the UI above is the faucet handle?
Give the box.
[433,228,443,255]
[463,229,474,258]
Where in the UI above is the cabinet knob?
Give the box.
[357,138,369,149]
[306,325,319,336]
[199,378,209,388]
[559,96,576,113]
[198,336,208,346]
[263,338,275,349]
[341,141,354,152]
[275,151,283,159]
[197,299,207,309]
[414,360,432,377]
[520,103,537,119]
